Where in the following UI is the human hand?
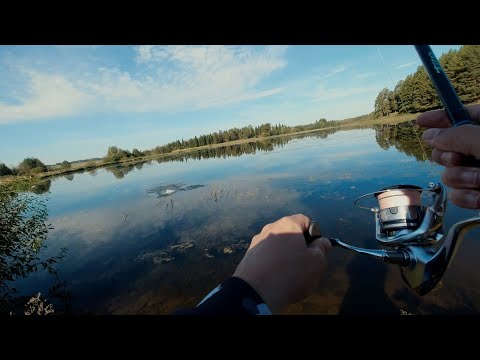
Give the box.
[416,104,480,209]
[233,214,331,313]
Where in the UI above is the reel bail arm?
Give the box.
[304,182,480,295]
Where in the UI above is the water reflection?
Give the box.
[29,179,52,195]
[374,121,431,162]
[338,255,398,315]
[90,128,345,181]
[105,163,137,179]
[10,124,480,314]
[146,183,206,198]
[0,186,68,314]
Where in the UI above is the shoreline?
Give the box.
[0,114,416,187]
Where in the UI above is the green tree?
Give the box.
[374,88,393,117]
[105,146,129,161]
[61,160,71,169]
[17,158,47,175]
[380,45,480,115]
[443,45,480,103]
[0,163,13,176]
[132,148,143,157]
[107,146,119,157]
[0,185,65,314]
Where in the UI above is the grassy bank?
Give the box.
[0,113,417,187]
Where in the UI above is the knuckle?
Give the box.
[441,170,453,186]
[276,216,292,227]
[261,223,272,233]
[472,170,480,187]
[475,193,480,209]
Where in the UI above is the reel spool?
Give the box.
[353,182,446,246]
[306,182,480,295]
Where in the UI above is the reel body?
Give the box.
[307,182,480,296]
[354,182,446,246]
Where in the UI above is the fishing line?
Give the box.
[375,46,438,180]
[302,46,480,297]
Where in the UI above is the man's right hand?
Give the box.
[416,104,480,209]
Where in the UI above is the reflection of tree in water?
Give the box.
[64,174,74,181]
[0,185,68,315]
[103,161,150,179]
[27,179,51,195]
[99,127,354,180]
[374,121,432,161]
[105,163,137,179]
[135,241,248,266]
[338,255,399,315]
[392,284,480,315]
[151,128,346,166]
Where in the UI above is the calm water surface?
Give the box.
[12,125,480,314]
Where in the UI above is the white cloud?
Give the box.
[395,61,417,69]
[322,64,346,78]
[0,70,92,124]
[0,46,288,124]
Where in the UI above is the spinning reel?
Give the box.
[304,45,480,296]
[306,182,480,295]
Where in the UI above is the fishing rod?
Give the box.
[415,45,476,127]
[305,45,480,296]
[415,45,480,167]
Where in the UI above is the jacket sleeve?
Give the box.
[172,276,272,315]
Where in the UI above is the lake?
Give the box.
[8,123,480,314]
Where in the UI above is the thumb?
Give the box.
[423,125,480,159]
[308,237,332,256]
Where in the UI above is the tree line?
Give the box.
[100,127,347,180]
[103,120,332,162]
[76,123,429,182]
[374,45,480,117]
[3,45,478,178]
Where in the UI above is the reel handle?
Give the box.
[304,221,338,247]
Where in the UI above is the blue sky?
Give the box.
[0,45,460,166]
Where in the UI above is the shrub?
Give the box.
[17,158,47,175]
[0,163,13,176]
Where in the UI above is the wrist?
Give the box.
[196,276,272,315]
[232,271,280,313]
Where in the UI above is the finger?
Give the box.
[441,167,480,189]
[422,125,480,158]
[260,222,274,235]
[416,108,453,128]
[448,188,480,209]
[416,104,480,128]
[431,149,465,167]
[308,237,332,255]
[286,213,310,232]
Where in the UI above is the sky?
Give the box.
[0,45,460,166]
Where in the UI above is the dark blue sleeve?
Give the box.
[172,276,272,315]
